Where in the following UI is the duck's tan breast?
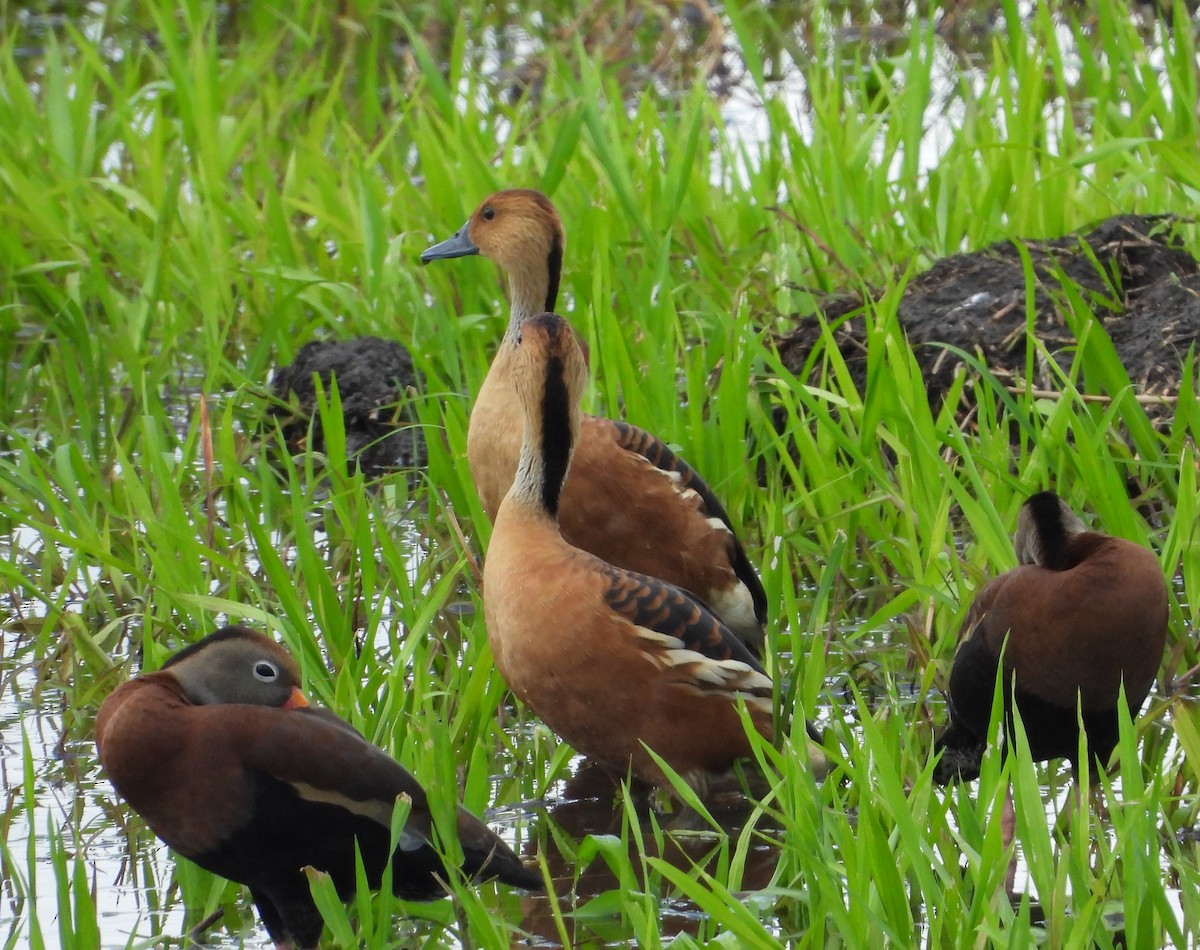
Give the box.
[482,512,765,786]
[467,346,523,521]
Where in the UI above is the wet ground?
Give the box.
[774,214,1200,412]
[268,336,426,476]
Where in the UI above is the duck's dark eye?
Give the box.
[253,660,280,682]
[482,206,495,221]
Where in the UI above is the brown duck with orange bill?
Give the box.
[95,626,539,950]
[934,491,1169,783]
[422,190,767,654]
[482,313,826,792]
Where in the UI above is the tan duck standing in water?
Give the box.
[934,491,1169,783]
[422,190,768,655]
[482,313,826,792]
[95,626,539,950]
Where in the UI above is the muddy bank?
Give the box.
[268,336,425,476]
[774,215,1199,412]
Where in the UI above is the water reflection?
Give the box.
[520,760,782,947]
[0,647,198,948]
[2,615,1191,946]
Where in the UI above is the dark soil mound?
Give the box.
[268,337,425,476]
[775,215,1200,410]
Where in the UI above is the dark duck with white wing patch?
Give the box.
[95,626,538,950]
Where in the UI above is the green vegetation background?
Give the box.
[1,0,1198,946]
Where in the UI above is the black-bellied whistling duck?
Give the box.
[421,190,767,654]
[95,626,538,950]
[269,336,425,475]
[934,491,1169,783]
[481,313,826,792]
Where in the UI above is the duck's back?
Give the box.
[969,536,1168,710]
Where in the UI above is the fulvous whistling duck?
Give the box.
[421,189,768,654]
[95,626,538,950]
[270,337,424,475]
[481,313,827,792]
[934,491,1169,783]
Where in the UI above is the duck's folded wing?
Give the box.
[237,707,538,887]
[237,707,434,844]
[606,420,733,525]
[599,565,772,704]
[605,418,768,624]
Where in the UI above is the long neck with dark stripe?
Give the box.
[535,354,572,516]
[511,321,577,520]
[544,241,562,314]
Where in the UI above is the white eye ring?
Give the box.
[253,659,280,682]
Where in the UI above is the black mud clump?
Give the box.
[774,214,1200,412]
[268,336,425,477]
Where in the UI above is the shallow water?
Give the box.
[0,636,195,947]
[0,466,1190,945]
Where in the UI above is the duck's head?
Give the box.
[422,189,564,316]
[161,626,310,709]
[512,312,588,420]
[1014,490,1089,571]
